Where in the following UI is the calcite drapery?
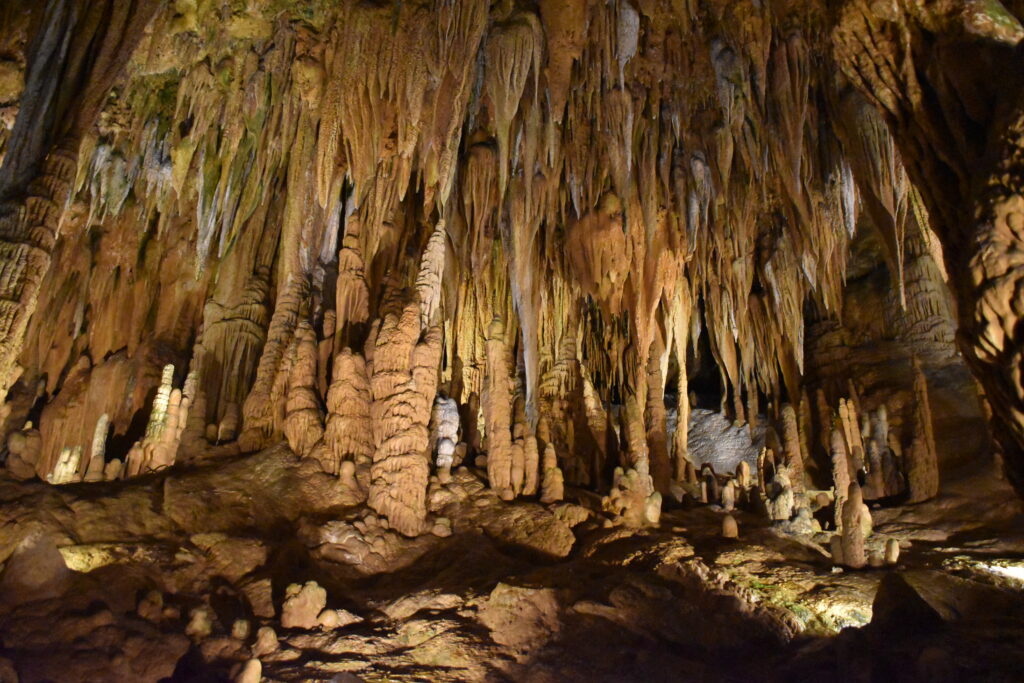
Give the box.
[0,0,162,405]
[238,275,308,449]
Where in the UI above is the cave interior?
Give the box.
[0,0,1024,681]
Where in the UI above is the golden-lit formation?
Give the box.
[0,1,1022,681]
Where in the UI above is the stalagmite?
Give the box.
[334,221,370,347]
[240,279,307,452]
[830,428,851,531]
[509,441,526,496]
[82,413,108,482]
[643,335,672,493]
[838,398,864,476]
[416,222,448,329]
[430,396,460,481]
[701,465,720,505]
[324,350,373,478]
[484,318,515,500]
[218,404,241,444]
[539,444,564,504]
[757,448,770,492]
[6,422,42,481]
[722,479,736,512]
[837,482,872,570]
[0,1,1021,677]
[339,460,359,495]
[522,436,540,496]
[367,302,441,537]
[766,465,795,522]
[123,365,194,477]
[884,538,901,566]
[603,461,662,528]
[722,514,739,539]
[780,404,805,494]
[364,219,449,535]
[283,322,326,461]
[435,439,456,484]
[0,0,162,405]
[103,459,122,482]
[906,359,939,503]
[736,461,751,489]
[47,446,81,485]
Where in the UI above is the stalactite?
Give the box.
[0,0,161,404]
[0,0,1000,543]
[484,11,543,194]
[537,0,588,122]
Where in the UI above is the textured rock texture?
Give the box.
[0,1,1021,680]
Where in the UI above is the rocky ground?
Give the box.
[0,446,1022,682]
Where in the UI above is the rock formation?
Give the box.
[430,395,460,482]
[833,481,873,570]
[602,464,662,528]
[324,349,373,479]
[123,365,194,478]
[81,413,108,482]
[0,2,1020,679]
[280,581,327,630]
[6,421,41,480]
[906,359,940,503]
[539,444,564,504]
[283,322,326,461]
[484,318,515,500]
[830,428,852,531]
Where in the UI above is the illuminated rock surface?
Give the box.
[0,0,1023,680]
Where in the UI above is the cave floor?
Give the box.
[0,448,1022,682]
